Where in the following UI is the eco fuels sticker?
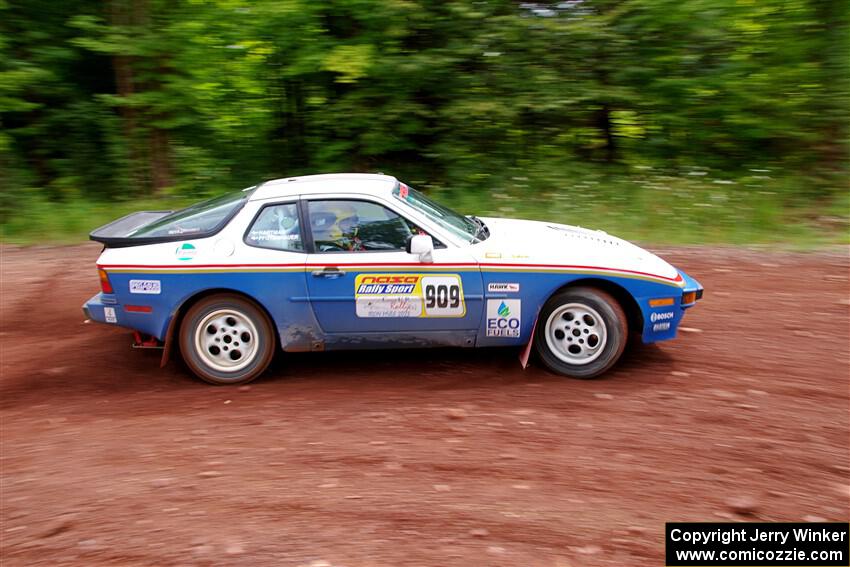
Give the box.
[129,279,161,294]
[486,299,521,337]
[354,274,465,318]
[176,243,196,261]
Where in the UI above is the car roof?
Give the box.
[249,173,398,201]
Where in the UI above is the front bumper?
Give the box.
[640,268,704,343]
[678,269,704,309]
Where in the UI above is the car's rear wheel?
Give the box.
[179,294,275,385]
[534,287,627,379]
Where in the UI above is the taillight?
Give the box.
[98,268,113,294]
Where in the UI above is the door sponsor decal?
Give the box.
[486,299,521,337]
[354,274,466,318]
[487,282,520,293]
[129,279,161,294]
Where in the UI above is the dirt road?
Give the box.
[1,244,848,566]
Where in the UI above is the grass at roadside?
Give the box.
[426,174,849,248]
[1,172,847,247]
[0,196,194,246]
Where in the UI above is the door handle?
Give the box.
[311,267,346,278]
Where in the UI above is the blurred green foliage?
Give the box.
[1,0,848,243]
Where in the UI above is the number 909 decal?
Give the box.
[354,274,466,318]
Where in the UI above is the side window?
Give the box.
[245,203,303,252]
[308,199,442,253]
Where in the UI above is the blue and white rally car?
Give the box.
[85,173,703,385]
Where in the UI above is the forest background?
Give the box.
[1,0,847,245]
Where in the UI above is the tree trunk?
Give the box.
[148,54,173,194]
[595,104,617,163]
[109,0,145,191]
[149,128,172,192]
[810,0,849,174]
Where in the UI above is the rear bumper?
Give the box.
[83,292,118,325]
[83,292,167,339]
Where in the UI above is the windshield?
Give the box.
[392,183,484,243]
[129,190,250,238]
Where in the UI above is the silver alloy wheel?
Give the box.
[544,302,608,365]
[193,308,260,373]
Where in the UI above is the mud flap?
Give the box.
[519,315,539,369]
[160,313,179,368]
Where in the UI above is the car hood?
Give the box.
[475,217,681,282]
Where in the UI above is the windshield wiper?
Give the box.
[469,215,490,242]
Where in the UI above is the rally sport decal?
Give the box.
[354,274,466,318]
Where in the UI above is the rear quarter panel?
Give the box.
[95,199,319,351]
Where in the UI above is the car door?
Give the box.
[239,199,315,351]
[303,197,484,342]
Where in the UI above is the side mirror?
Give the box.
[406,234,434,263]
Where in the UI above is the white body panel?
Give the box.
[97,173,678,284]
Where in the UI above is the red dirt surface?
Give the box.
[1,243,848,566]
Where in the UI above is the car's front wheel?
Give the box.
[179,294,275,385]
[534,287,627,379]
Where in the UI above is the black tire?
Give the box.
[179,294,275,385]
[534,287,628,379]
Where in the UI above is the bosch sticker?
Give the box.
[486,299,521,337]
[354,274,465,318]
[650,311,675,323]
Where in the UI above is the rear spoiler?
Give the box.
[89,211,175,248]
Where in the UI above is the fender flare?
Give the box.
[159,288,278,368]
[518,278,641,369]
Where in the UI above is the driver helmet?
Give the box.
[330,203,359,236]
[312,202,359,238]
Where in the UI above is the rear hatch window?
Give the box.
[90,186,256,247]
[130,191,248,238]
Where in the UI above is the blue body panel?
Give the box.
[479,270,701,346]
[86,270,320,351]
[84,264,703,350]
